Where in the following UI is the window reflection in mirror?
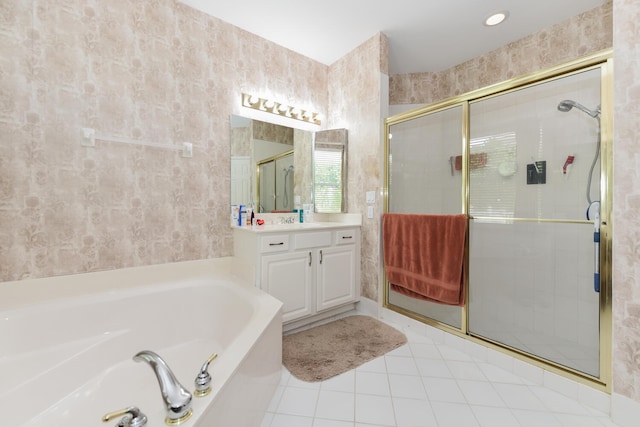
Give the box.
[313,129,348,213]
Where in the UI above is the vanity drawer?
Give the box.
[335,229,357,245]
[260,234,290,253]
[294,231,332,249]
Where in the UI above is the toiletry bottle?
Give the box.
[294,201,302,223]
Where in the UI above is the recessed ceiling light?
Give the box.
[484,11,509,26]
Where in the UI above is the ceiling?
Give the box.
[179,0,607,75]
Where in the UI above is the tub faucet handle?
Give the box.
[102,406,148,427]
[194,352,218,397]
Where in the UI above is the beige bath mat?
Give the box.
[282,315,407,382]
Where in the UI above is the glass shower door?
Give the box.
[468,68,602,377]
[386,105,464,329]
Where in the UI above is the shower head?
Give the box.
[557,100,600,118]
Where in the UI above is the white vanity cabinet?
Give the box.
[233,224,360,329]
[316,229,358,312]
[260,238,314,323]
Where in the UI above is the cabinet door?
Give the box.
[261,251,313,323]
[316,245,357,312]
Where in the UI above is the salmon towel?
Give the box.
[383,213,467,306]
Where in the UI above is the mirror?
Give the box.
[230,115,313,213]
[230,115,348,215]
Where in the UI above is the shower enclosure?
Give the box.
[384,51,612,388]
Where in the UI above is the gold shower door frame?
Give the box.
[383,49,613,392]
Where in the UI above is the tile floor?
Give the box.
[260,320,621,427]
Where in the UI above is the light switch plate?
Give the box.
[367,206,374,218]
[366,191,376,204]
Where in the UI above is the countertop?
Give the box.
[232,221,361,233]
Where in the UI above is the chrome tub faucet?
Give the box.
[133,350,193,425]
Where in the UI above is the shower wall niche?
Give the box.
[384,52,612,388]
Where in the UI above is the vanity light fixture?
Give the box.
[241,93,321,125]
[484,10,509,26]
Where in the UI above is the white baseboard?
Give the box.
[355,296,380,318]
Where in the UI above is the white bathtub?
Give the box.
[0,258,283,427]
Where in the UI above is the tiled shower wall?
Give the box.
[0,0,329,281]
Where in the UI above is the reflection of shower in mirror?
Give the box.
[283,165,294,208]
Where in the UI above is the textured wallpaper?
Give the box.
[612,0,640,404]
[327,33,387,301]
[0,0,327,281]
[390,2,613,105]
[252,121,294,146]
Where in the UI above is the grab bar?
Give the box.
[81,128,193,158]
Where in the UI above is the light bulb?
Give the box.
[264,99,275,110]
[484,11,509,26]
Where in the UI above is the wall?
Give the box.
[326,33,388,300]
[389,2,613,105]
[612,0,640,408]
[0,0,327,281]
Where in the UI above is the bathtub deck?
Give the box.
[1,258,283,427]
